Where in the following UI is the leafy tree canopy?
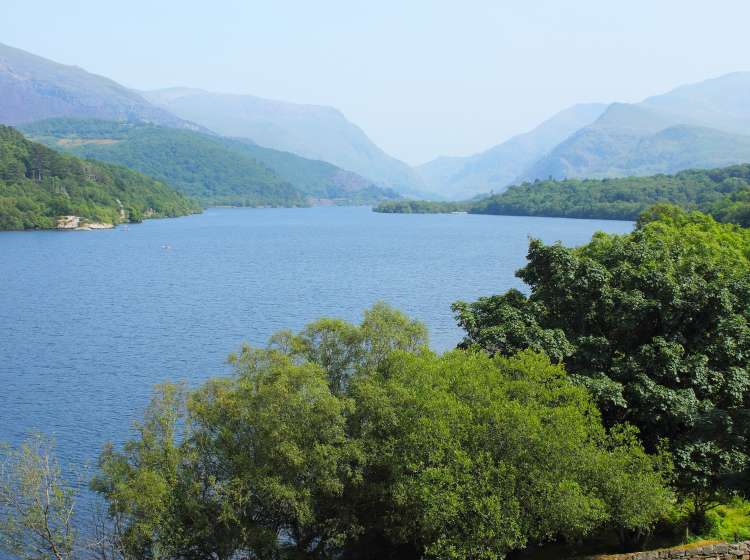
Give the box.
[94,305,672,560]
[453,206,750,512]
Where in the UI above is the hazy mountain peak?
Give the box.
[590,102,679,133]
[144,86,209,102]
[416,102,607,199]
[640,71,750,134]
[146,88,349,122]
[143,87,424,193]
[0,42,197,129]
[520,72,750,183]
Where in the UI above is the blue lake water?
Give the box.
[0,206,632,508]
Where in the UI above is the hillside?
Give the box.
[22,119,400,206]
[0,125,199,230]
[522,74,750,182]
[0,43,198,130]
[640,71,750,134]
[375,164,750,227]
[417,103,607,199]
[142,87,425,194]
[472,164,750,224]
[375,164,750,226]
[224,137,401,204]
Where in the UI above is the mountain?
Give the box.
[0,43,198,130]
[522,73,750,182]
[142,88,425,194]
[640,71,750,134]
[21,119,400,207]
[0,125,198,230]
[416,103,607,199]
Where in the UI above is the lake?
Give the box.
[0,207,632,496]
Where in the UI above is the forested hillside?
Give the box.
[0,125,199,230]
[472,164,750,224]
[22,119,400,206]
[376,163,750,226]
[143,87,425,194]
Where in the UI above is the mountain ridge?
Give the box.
[21,118,400,207]
[0,42,201,130]
[522,73,750,182]
[416,103,607,199]
[143,87,426,195]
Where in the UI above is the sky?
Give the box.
[1,0,749,165]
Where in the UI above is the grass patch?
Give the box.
[701,497,750,542]
[521,498,750,560]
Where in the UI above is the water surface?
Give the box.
[0,207,632,485]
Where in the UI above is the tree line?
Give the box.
[374,164,750,227]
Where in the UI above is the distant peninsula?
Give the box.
[375,164,750,227]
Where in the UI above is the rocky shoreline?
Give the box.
[56,215,115,231]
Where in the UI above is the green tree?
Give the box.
[454,206,750,520]
[345,349,672,559]
[0,436,79,560]
[95,305,672,560]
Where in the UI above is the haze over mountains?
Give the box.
[2,40,750,204]
[522,73,750,183]
[416,103,607,200]
[419,71,750,199]
[22,119,399,207]
[0,42,408,205]
[0,43,195,130]
[143,88,426,195]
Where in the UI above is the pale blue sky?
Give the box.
[2,0,749,164]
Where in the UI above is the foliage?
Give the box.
[22,118,401,207]
[94,304,673,560]
[346,349,672,559]
[375,164,750,227]
[701,497,750,542]
[0,125,199,230]
[373,199,468,213]
[647,497,750,546]
[472,164,750,225]
[453,207,750,514]
[0,436,78,560]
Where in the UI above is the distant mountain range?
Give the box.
[22,119,399,207]
[4,40,750,205]
[0,42,420,198]
[416,103,607,199]
[419,72,750,199]
[143,88,426,195]
[0,43,196,130]
[522,109,750,182]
